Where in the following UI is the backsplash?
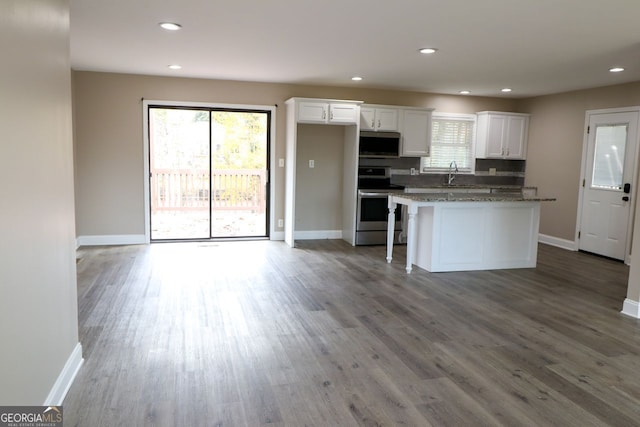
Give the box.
[389,158,525,187]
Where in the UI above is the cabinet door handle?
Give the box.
[330,111,334,120]
[371,119,375,128]
[378,119,381,128]
[322,110,326,120]
[506,148,510,156]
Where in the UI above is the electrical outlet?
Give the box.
[278,219,284,228]
[279,158,284,167]
[309,159,315,168]
[489,167,497,176]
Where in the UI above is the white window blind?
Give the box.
[421,113,476,173]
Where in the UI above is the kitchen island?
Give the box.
[386,192,555,273]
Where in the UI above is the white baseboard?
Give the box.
[538,234,576,251]
[621,298,640,319]
[294,230,343,240]
[270,231,284,241]
[44,343,83,406]
[77,234,147,247]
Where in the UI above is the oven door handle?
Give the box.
[358,191,392,197]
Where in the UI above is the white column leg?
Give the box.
[405,208,417,273]
[386,200,397,263]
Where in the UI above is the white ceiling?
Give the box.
[70,0,640,98]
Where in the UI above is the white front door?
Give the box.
[579,110,640,260]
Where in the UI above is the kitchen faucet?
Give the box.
[447,160,458,185]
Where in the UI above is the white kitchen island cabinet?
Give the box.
[386,193,555,273]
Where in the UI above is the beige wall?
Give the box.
[0,0,80,404]
[519,81,640,241]
[72,71,516,238]
[295,125,345,231]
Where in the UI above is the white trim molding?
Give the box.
[44,343,83,406]
[294,230,343,240]
[270,231,285,241]
[538,234,576,251]
[621,298,640,318]
[77,234,147,247]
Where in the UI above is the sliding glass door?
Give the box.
[149,106,269,241]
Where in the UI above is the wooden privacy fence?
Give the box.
[151,168,266,212]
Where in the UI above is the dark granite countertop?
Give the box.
[392,193,556,203]
[405,184,535,190]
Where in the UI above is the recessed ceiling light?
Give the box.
[159,22,182,31]
[609,67,625,73]
[501,88,513,93]
[419,48,438,54]
[351,76,363,81]
[168,64,182,70]
[459,90,470,95]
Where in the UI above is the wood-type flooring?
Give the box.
[64,240,640,426]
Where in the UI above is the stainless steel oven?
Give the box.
[355,165,405,245]
[356,189,404,245]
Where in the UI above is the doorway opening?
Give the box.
[146,104,271,241]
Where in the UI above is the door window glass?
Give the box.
[592,124,628,190]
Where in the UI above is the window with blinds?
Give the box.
[421,113,476,173]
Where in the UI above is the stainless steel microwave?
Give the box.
[358,131,401,158]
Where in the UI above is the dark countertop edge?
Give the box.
[392,194,556,202]
[405,184,536,190]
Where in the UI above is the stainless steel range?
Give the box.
[355,166,405,245]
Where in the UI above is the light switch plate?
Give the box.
[309,160,315,168]
[279,158,285,167]
[489,167,497,176]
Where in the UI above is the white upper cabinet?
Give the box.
[297,100,359,125]
[476,111,529,159]
[504,115,528,158]
[329,103,360,124]
[400,108,433,157]
[298,102,328,123]
[360,106,399,131]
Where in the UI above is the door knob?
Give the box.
[623,196,630,202]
